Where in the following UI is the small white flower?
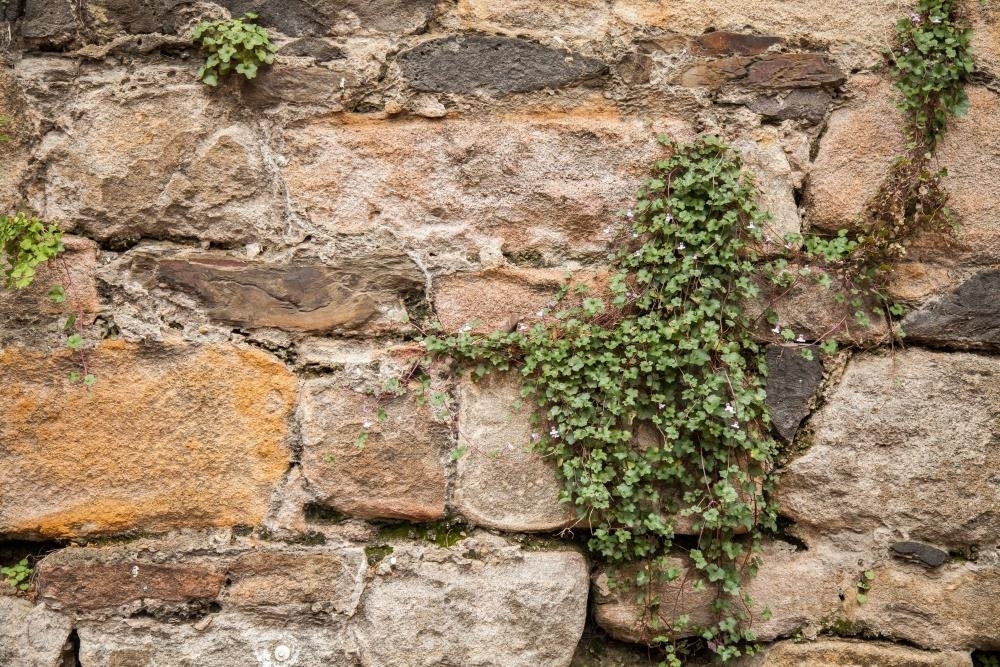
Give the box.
[658,403,666,409]
[930,16,942,23]
[603,226,613,235]
[731,420,740,429]
[550,427,560,439]
[633,250,642,257]
[536,310,546,317]
[903,47,910,53]
[746,223,756,230]
[517,323,528,332]
[506,443,514,450]
[910,12,921,23]
[459,324,472,333]
[362,421,372,429]
[389,556,397,566]
[626,210,634,219]
[632,232,639,239]
[677,242,686,250]
[531,432,541,442]
[666,214,674,222]
[725,403,735,414]
[796,335,806,343]
[771,325,782,334]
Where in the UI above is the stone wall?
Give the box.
[1,1,999,665]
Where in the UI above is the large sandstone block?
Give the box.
[30,75,284,248]
[299,375,450,522]
[439,0,612,41]
[0,341,295,538]
[279,114,677,258]
[777,349,1000,548]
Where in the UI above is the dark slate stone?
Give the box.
[890,541,949,568]
[218,0,435,36]
[21,0,77,43]
[901,270,1000,350]
[749,89,833,123]
[764,345,824,443]
[692,31,783,57]
[279,37,346,62]
[398,35,607,95]
[132,251,424,333]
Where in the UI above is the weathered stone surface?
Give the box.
[890,541,949,568]
[300,377,449,522]
[442,0,612,41]
[901,270,1000,350]
[764,345,823,442]
[807,75,906,230]
[398,35,606,95]
[355,535,589,666]
[0,596,73,667]
[936,87,1000,264]
[454,373,576,532]
[434,267,569,333]
[0,235,100,343]
[0,341,295,538]
[595,536,1000,650]
[34,81,284,248]
[220,0,436,35]
[964,0,1000,76]
[777,349,1000,548]
[732,128,802,244]
[691,31,783,57]
[224,551,365,614]
[280,114,678,258]
[749,89,832,123]
[244,63,357,108]
[734,639,972,666]
[37,559,224,613]
[131,249,423,334]
[83,0,186,38]
[680,54,844,89]
[611,0,908,55]
[279,38,346,62]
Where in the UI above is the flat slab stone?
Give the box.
[131,250,424,335]
[398,35,606,94]
[219,0,436,35]
[0,596,73,667]
[764,345,824,442]
[0,341,295,539]
[733,639,972,666]
[680,53,844,89]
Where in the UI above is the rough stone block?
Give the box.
[130,249,423,335]
[680,54,844,90]
[299,377,449,522]
[0,341,295,539]
[777,349,1000,548]
[0,596,73,667]
[806,75,906,231]
[764,344,823,442]
[32,79,284,248]
[440,0,612,41]
[733,639,972,666]
[434,267,571,334]
[453,373,576,532]
[398,35,606,94]
[219,0,437,36]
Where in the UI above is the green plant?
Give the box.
[1,558,31,591]
[426,137,778,661]
[888,0,973,148]
[192,12,276,86]
[975,653,1000,667]
[0,212,64,289]
[855,569,875,604]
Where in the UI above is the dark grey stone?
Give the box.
[398,35,607,95]
[890,541,949,568]
[902,270,1000,350]
[88,0,186,35]
[21,0,77,43]
[764,345,824,443]
[279,37,346,62]
[218,0,435,36]
[749,89,833,123]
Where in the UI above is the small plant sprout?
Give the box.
[192,12,277,86]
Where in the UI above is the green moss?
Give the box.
[376,521,468,548]
[365,544,394,565]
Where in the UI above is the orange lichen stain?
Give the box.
[0,342,294,539]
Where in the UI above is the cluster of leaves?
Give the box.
[855,569,876,604]
[192,12,276,86]
[0,212,64,289]
[889,0,973,148]
[1,558,31,592]
[427,137,779,662]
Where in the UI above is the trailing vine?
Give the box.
[426,137,777,662]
